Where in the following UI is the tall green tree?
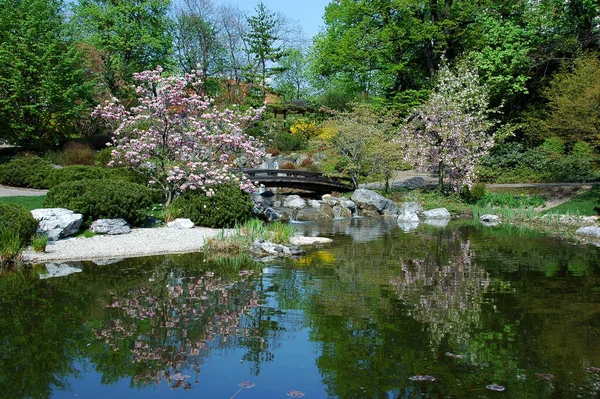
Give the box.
[542,54,600,147]
[71,0,173,98]
[0,0,93,147]
[244,2,286,96]
[272,48,311,101]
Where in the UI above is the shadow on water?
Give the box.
[2,220,600,398]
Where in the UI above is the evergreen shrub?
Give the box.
[0,157,53,188]
[44,179,154,226]
[169,184,254,228]
[0,203,38,244]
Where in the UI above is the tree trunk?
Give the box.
[438,160,444,191]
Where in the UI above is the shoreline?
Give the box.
[22,227,334,264]
[22,227,230,264]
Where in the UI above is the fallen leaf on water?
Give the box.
[409,375,436,382]
[486,383,505,392]
[239,381,255,389]
[287,390,305,398]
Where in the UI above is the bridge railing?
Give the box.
[242,169,353,185]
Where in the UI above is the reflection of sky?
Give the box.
[58,325,327,398]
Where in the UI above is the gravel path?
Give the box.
[0,184,48,197]
[22,227,230,263]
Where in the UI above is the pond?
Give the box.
[2,219,600,398]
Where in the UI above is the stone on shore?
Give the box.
[284,195,307,209]
[422,208,451,219]
[352,189,398,216]
[31,208,83,241]
[167,218,195,229]
[480,214,501,226]
[576,226,600,238]
[397,202,422,223]
[90,218,131,235]
[289,236,333,246]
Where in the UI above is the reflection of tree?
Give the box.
[91,267,260,389]
[390,233,490,348]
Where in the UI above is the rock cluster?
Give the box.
[31,208,83,241]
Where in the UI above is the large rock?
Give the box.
[249,240,305,257]
[308,199,321,209]
[422,208,451,219]
[576,226,600,238]
[397,202,422,223]
[480,214,501,227]
[90,218,131,235]
[167,218,195,229]
[31,208,83,241]
[351,189,398,216]
[283,195,306,209]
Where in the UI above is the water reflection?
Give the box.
[390,232,490,348]
[90,260,260,390]
[2,222,600,398]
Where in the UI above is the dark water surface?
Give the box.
[2,219,600,398]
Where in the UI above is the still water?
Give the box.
[2,219,600,398]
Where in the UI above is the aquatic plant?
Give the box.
[0,229,22,270]
[31,233,48,253]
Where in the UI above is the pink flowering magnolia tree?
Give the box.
[400,61,507,192]
[93,66,266,206]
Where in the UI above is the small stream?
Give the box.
[2,219,600,398]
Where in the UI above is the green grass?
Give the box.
[542,186,600,216]
[0,195,45,210]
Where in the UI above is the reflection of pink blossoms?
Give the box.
[92,66,266,206]
[93,270,260,389]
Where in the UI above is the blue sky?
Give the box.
[222,0,331,39]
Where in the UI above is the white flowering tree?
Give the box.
[93,66,265,206]
[400,61,502,192]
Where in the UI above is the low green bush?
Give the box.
[43,179,154,226]
[45,165,111,187]
[273,132,307,152]
[0,203,39,244]
[0,157,53,188]
[169,184,254,228]
[45,165,149,188]
[476,192,546,208]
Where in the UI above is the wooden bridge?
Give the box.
[243,169,353,194]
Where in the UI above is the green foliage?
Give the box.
[541,187,600,216]
[45,165,148,188]
[476,192,546,208]
[168,184,254,228]
[479,141,600,183]
[269,221,295,244]
[543,54,600,146]
[0,0,94,147]
[95,148,113,167]
[0,203,39,245]
[244,2,286,94]
[461,183,487,204]
[71,0,173,97]
[0,196,46,211]
[43,179,154,226]
[0,156,53,189]
[45,165,110,187]
[273,132,307,152]
[0,229,23,270]
[31,233,48,252]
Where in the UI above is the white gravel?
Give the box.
[22,227,230,263]
[22,228,333,264]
